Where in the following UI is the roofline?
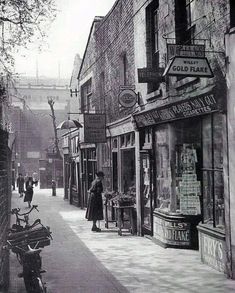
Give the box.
[77,0,120,82]
[77,16,104,81]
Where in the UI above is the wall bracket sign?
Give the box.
[163,56,213,78]
[118,88,137,108]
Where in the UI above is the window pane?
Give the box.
[213,114,224,229]
[155,119,201,215]
[155,125,171,212]
[202,114,224,230]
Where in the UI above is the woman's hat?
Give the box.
[96,171,105,177]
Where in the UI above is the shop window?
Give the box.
[202,114,224,229]
[121,149,135,193]
[230,0,235,28]
[112,152,118,191]
[126,134,131,146]
[112,138,118,149]
[120,135,125,148]
[131,133,135,146]
[155,114,225,230]
[146,0,159,93]
[175,0,195,44]
[155,118,201,215]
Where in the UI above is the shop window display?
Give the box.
[141,153,151,227]
[155,119,201,214]
[202,114,224,229]
[155,115,224,229]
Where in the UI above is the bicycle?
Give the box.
[5,205,52,293]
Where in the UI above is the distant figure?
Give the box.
[24,177,38,208]
[51,180,56,196]
[16,173,24,197]
[85,171,105,232]
[24,173,29,185]
[32,171,38,186]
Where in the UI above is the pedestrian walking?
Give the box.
[32,171,38,186]
[16,173,24,197]
[24,177,37,208]
[85,171,105,232]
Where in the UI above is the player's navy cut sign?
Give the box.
[163,56,213,78]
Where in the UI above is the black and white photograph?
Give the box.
[0,0,235,292]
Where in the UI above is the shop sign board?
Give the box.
[167,44,205,60]
[163,56,213,77]
[137,68,161,83]
[199,232,226,273]
[118,89,137,108]
[83,113,106,143]
[134,91,218,128]
[153,215,191,246]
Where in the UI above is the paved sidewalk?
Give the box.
[8,188,235,293]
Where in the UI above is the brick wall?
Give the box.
[94,0,135,123]
[0,130,10,291]
[78,0,135,123]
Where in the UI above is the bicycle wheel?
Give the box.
[24,275,46,293]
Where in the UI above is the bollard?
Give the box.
[51,180,56,196]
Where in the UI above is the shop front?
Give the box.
[133,88,227,270]
[104,117,136,231]
[80,144,97,208]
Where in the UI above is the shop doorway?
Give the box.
[112,152,118,191]
[121,149,135,193]
[140,151,153,235]
[81,148,97,207]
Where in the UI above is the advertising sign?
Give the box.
[163,56,213,77]
[153,216,191,246]
[118,89,137,108]
[84,113,106,143]
[167,44,205,60]
[137,68,162,83]
[199,232,226,273]
[134,91,218,128]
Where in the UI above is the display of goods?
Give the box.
[112,194,136,206]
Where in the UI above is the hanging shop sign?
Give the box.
[133,90,220,128]
[163,56,213,78]
[118,88,137,108]
[83,113,106,143]
[137,68,162,83]
[167,44,205,60]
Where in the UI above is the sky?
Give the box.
[14,0,116,79]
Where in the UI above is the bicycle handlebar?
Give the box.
[11,205,39,216]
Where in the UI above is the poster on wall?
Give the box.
[178,144,201,215]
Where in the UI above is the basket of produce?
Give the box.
[112,193,136,207]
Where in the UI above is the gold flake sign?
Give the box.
[163,56,213,78]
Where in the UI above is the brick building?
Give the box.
[74,0,136,209]
[70,0,235,278]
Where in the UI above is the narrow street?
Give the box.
[8,188,235,293]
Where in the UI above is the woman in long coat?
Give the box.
[85,171,104,232]
[24,177,37,208]
[16,173,25,197]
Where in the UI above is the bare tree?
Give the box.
[47,96,60,156]
[0,0,57,73]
